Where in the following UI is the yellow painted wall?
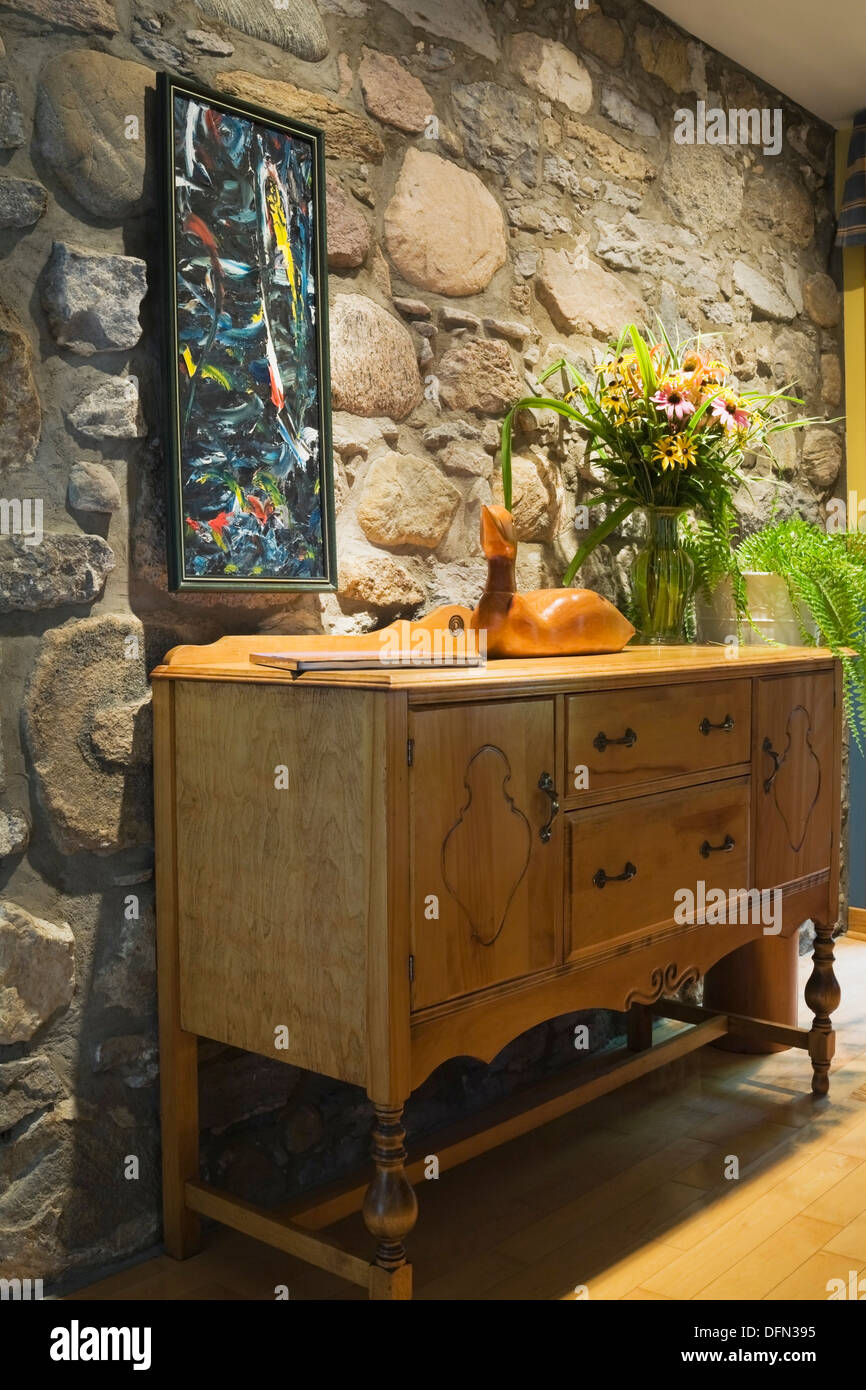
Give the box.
[837,128,866,514]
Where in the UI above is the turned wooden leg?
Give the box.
[362,1103,418,1300]
[805,921,841,1097]
[627,1003,653,1052]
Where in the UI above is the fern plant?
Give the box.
[690,517,866,748]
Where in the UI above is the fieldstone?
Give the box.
[331,412,398,460]
[24,614,152,853]
[219,73,383,162]
[185,28,234,55]
[575,10,624,67]
[68,462,122,514]
[494,450,562,542]
[133,33,190,71]
[744,173,814,249]
[194,0,327,60]
[0,1055,64,1130]
[483,318,533,343]
[0,299,41,473]
[437,339,523,416]
[438,441,492,478]
[393,297,431,319]
[35,50,154,218]
[359,46,432,134]
[67,376,143,439]
[732,261,796,323]
[635,23,697,93]
[0,809,29,857]
[440,307,481,331]
[0,903,74,1044]
[510,32,592,115]
[802,430,843,490]
[0,534,115,612]
[90,695,152,767]
[770,328,819,398]
[422,420,481,451]
[452,82,539,185]
[595,213,715,294]
[381,0,498,62]
[821,353,842,406]
[804,273,841,328]
[566,121,654,181]
[384,149,506,297]
[660,143,744,234]
[358,451,460,548]
[0,81,25,149]
[514,249,539,279]
[536,247,643,339]
[326,176,370,269]
[0,175,47,229]
[42,243,147,355]
[0,0,118,34]
[601,88,659,138]
[733,474,821,535]
[330,294,422,419]
[338,548,423,608]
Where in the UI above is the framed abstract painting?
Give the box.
[159,73,337,591]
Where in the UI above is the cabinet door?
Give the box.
[410,699,561,1010]
[754,672,835,888]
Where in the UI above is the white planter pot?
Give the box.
[695,572,821,647]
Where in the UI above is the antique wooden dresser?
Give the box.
[152,637,843,1300]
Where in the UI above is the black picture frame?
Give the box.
[159,71,337,593]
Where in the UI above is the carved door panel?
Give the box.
[754,673,835,888]
[409,700,561,1010]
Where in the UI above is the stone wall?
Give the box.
[0,0,844,1288]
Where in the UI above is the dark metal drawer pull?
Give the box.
[700,834,735,858]
[762,736,782,792]
[593,861,637,889]
[699,714,734,735]
[593,727,637,753]
[538,772,559,844]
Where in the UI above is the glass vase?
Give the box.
[632,506,694,644]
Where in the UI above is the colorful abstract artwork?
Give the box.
[161,75,336,590]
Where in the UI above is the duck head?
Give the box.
[480,505,517,561]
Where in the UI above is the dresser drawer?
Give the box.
[566,778,751,958]
[566,680,751,798]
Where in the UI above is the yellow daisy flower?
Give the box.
[676,436,697,468]
[652,436,681,471]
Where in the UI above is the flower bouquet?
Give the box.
[500,324,819,642]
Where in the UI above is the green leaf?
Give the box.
[629,324,657,396]
[562,501,636,587]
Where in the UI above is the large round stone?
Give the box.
[660,143,744,234]
[24,614,152,854]
[801,429,843,490]
[803,273,841,328]
[194,0,327,59]
[338,548,423,609]
[41,242,147,355]
[326,176,370,270]
[535,248,643,339]
[357,451,460,548]
[219,72,383,162]
[384,148,507,297]
[0,298,41,473]
[36,51,155,221]
[330,294,422,420]
[437,338,524,416]
[359,46,432,134]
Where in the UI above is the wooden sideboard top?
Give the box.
[152,636,837,696]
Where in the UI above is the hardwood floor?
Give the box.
[71,938,866,1302]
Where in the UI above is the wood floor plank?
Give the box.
[693,1214,841,1300]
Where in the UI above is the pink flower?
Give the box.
[651,379,695,423]
[711,395,749,432]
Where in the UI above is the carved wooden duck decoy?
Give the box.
[470,505,635,658]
